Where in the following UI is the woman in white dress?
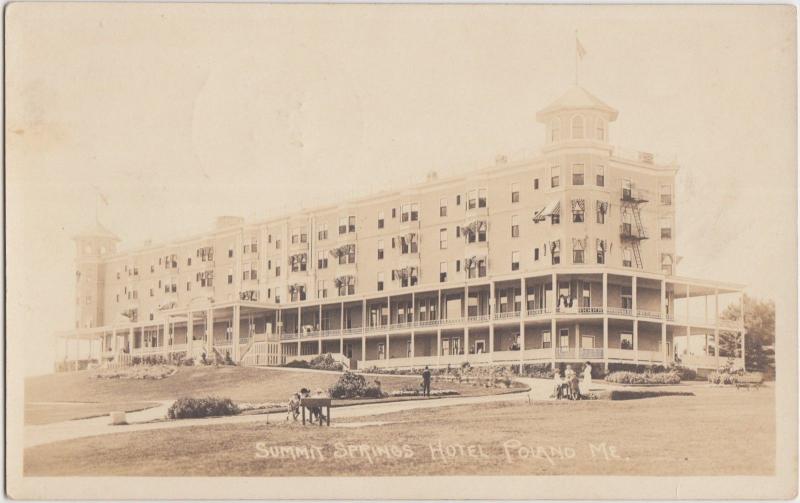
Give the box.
[582,361,593,392]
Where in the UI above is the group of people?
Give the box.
[553,362,592,400]
[287,387,328,423]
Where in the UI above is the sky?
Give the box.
[6,4,796,376]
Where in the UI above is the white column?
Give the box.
[740,292,746,370]
[436,329,441,365]
[385,333,390,360]
[411,331,415,359]
[187,311,194,356]
[603,316,609,372]
[361,336,366,364]
[575,322,580,360]
[207,308,214,349]
[232,305,241,361]
[464,285,469,355]
[661,280,667,364]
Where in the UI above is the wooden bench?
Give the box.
[735,373,764,390]
[300,397,331,426]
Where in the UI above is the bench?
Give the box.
[300,397,331,426]
[735,373,764,390]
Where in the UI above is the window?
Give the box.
[227,269,233,284]
[620,333,633,350]
[456,194,461,206]
[317,280,327,299]
[661,184,673,205]
[318,250,328,269]
[596,165,605,186]
[542,331,552,349]
[559,328,570,350]
[551,166,561,188]
[338,217,347,235]
[467,190,477,210]
[290,253,307,272]
[300,232,307,243]
[276,266,281,277]
[377,240,384,260]
[534,248,540,261]
[571,115,585,139]
[534,178,540,190]
[439,198,447,217]
[440,262,447,283]
[572,164,585,185]
[596,119,606,141]
[456,259,461,272]
[511,183,520,203]
[596,201,607,224]
[318,224,328,240]
[622,210,632,236]
[377,212,384,229]
[439,229,447,249]
[377,272,384,292]
[275,239,281,250]
[551,240,561,265]
[596,239,607,264]
[478,189,487,208]
[550,118,560,142]
[622,248,633,268]
[511,251,520,271]
[251,237,258,252]
[571,199,585,223]
[511,215,519,238]
[660,217,672,239]
[661,253,674,275]
[392,208,397,218]
[573,248,584,264]
[622,178,633,200]
[410,203,419,221]
[400,203,418,222]
[348,216,356,232]
[621,287,633,309]
[228,248,234,258]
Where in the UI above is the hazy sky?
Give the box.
[6,4,796,376]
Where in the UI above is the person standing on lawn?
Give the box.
[422,366,432,397]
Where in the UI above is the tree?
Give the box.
[720,295,775,376]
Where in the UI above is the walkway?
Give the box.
[26,378,574,449]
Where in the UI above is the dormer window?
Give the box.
[596,119,606,141]
[571,115,585,139]
[550,118,561,142]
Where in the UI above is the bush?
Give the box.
[605,370,681,385]
[522,363,555,379]
[284,359,311,369]
[707,370,763,386]
[329,371,386,399]
[309,353,344,371]
[167,396,240,419]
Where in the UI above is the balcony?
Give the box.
[607,307,634,317]
[493,311,521,321]
[636,309,662,320]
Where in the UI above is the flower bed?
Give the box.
[328,371,385,399]
[707,370,763,386]
[91,365,177,380]
[605,370,681,385]
[389,388,459,398]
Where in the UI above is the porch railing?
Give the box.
[637,309,662,320]
[493,311,521,320]
[580,348,604,359]
[607,307,634,316]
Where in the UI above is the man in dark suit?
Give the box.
[422,366,432,397]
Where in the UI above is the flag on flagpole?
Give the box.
[576,37,587,59]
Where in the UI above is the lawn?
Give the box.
[24,385,774,477]
[25,366,523,424]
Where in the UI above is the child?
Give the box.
[552,369,564,399]
[287,393,301,422]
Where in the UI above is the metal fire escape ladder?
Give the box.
[620,187,649,269]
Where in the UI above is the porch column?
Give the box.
[603,317,609,372]
[340,303,344,332]
[661,280,667,364]
[437,329,441,365]
[574,322,580,360]
[129,327,134,353]
[411,292,416,323]
[112,327,118,357]
[685,284,690,323]
[319,304,323,331]
[632,276,638,364]
[385,333,390,360]
[232,305,241,361]
[489,282,495,355]
[714,288,720,368]
[551,316,557,367]
[318,338,322,355]
[361,336,366,364]
[464,286,469,354]
[519,320,525,374]
[187,311,194,355]
[411,331,415,358]
[206,308,214,349]
[740,292,746,370]
[632,275,638,316]
[602,273,608,313]
[633,320,639,365]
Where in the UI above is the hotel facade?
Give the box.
[58,85,746,372]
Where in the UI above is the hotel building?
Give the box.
[58,84,746,372]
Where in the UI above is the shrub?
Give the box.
[284,359,311,369]
[707,370,763,386]
[523,363,554,379]
[328,371,386,399]
[605,370,681,385]
[167,397,240,419]
[309,353,344,371]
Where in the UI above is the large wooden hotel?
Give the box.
[58,85,746,372]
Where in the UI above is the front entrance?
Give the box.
[343,343,353,359]
[475,340,486,354]
[377,342,385,360]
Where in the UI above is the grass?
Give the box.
[25,366,522,425]
[24,401,159,426]
[24,386,774,477]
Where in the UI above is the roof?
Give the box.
[536,85,619,120]
[72,220,121,242]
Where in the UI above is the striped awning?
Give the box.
[534,200,561,222]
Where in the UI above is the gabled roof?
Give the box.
[536,85,618,120]
[73,220,121,242]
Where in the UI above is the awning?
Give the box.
[533,200,561,222]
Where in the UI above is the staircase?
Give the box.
[620,186,649,269]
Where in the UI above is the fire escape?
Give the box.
[619,184,648,269]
